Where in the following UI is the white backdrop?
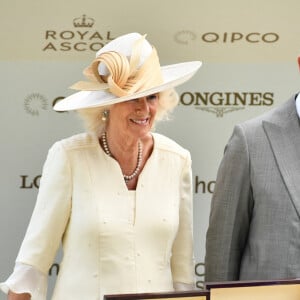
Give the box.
[1,0,300,298]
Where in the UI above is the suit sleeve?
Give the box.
[15,141,72,274]
[205,124,253,282]
[171,151,195,286]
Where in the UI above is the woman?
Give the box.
[1,32,201,300]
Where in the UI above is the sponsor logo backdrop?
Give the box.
[1,0,300,298]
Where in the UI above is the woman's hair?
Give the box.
[76,88,179,137]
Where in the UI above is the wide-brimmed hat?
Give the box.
[53,32,202,111]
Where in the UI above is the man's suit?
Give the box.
[205,96,300,281]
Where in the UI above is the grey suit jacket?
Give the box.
[205,96,300,282]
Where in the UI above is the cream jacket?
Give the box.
[15,132,195,300]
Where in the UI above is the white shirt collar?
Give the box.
[296,93,300,118]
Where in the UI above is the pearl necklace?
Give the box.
[101,132,143,183]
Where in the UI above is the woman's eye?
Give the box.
[146,94,158,101]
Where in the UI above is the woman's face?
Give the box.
[108,93,159,139]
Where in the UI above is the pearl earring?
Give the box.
[102,110,109,121]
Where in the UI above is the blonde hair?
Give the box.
[76,88,179,137]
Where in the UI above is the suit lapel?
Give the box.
[263,98,300,218]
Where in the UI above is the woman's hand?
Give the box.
[8,291,31,300]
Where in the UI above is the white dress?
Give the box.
[1,132,195,300]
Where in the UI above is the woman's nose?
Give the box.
[135,98,149,113]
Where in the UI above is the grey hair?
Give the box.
[76,88,179,137]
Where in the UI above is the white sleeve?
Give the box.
[171,151,195,285]
[0,262,47,300]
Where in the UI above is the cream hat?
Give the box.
[53,32,202,111]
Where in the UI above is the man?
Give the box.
[205,58,300,282]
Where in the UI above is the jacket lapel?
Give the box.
[263,98,300,218]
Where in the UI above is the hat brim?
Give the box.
[53,61,202,111]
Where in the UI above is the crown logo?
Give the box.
[73,15,95,28]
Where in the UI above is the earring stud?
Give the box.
[102,110,109,121]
